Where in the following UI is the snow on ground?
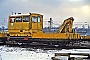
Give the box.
[0,45,90,60]
[0,45,54,60]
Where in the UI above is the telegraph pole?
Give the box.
[48,18,53,32]
[2,20,5,32]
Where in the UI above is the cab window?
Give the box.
[23,16,29,22]
[10,17,15,23]
[16,17,22,22]
[32,16,37,22]
[38,16,40,22]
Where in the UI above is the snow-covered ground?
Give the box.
[0,45,55,60]
[0,45,90,60]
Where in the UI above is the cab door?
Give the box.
[31,14,43,31]
[37,16,43,30]
[31,16,38,30]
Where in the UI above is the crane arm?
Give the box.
[58,17,74,33]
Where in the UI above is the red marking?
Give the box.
[24,37,28,40]
[10,18,12,22]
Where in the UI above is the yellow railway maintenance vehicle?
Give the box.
[0,13,90,48]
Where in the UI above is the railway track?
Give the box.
[0,40,90,49]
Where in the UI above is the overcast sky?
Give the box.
[0,0,90,27]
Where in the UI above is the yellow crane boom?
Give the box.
[58,17,74,33]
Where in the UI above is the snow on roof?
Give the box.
[70,51,89,54]
[55,51,70,53]
[55,55,88,59]
[10,13,30,16]
[55,50,90,54]
[70,55,88,58]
